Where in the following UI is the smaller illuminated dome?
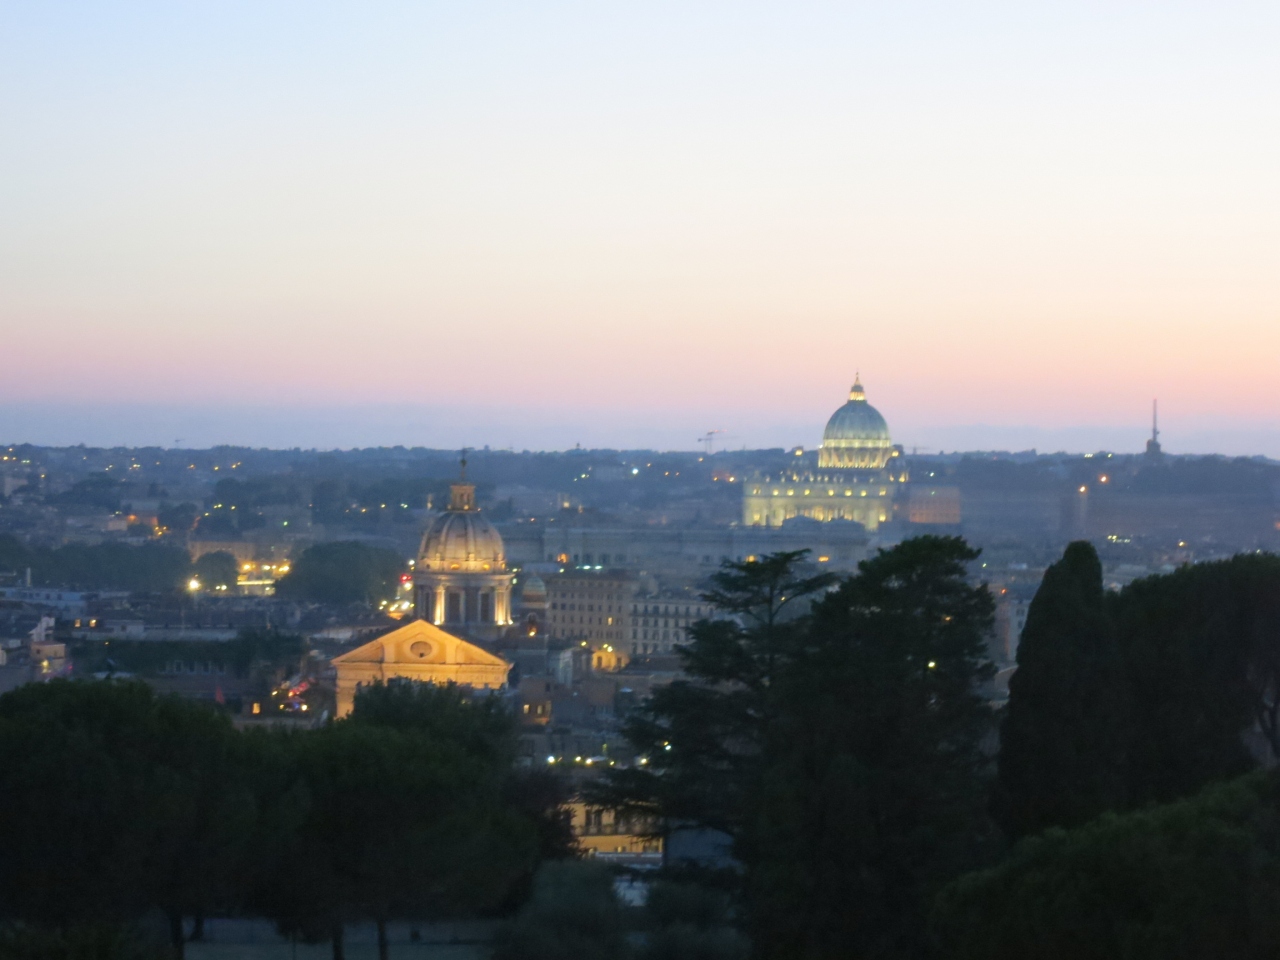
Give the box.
[818,376,895,470]
[418,480,506,573]
[521,574,547,601]
[412,455,515,633]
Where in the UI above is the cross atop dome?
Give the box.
[449,449,476,511]
[849,373,866,402]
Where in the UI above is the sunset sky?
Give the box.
[2,3,1278,454]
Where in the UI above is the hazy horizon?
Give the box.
[3,399,1278,459]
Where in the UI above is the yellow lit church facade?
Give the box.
[330,462,516,717]
[330,619,511,717]
[742,377,908,531]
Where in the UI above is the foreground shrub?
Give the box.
[641,882,747,960]
[0,925,164,960]
[933,770,1280,960]
[492,861,626,960]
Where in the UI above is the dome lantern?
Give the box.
[449,451,476,511]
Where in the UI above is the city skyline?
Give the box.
[2,3,1278,454]
[2,392,1276,459]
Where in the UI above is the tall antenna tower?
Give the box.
[1145,400,1163,459]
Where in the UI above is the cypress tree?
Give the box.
[995,540,1128,838]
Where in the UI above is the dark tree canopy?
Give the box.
[157,500,199,537]
[254,720,538,959]
[594,550,836,845]
[349,679,515,766]
[0,534,27,572]
[193,549,239,591]
[598,539,999,960]
[492,861,628,960]
[0,677,566,960]
[996,541,1129,838]
[934,769,1280,960]
[273,541,405,605]
[749,536,999,960]
[73,628,305,690]
[52,474,125,511]
[255,682,549,960]
[349,680,576,885]
[0,681,253,957]
[1114,553,1280,807]
[0,538,193,592]
[996,546,1280,840]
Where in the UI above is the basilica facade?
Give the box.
[742,377,907,531]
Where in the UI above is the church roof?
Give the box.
[419,510,506,572]
[417,457,506,572]
[331,618,510,669]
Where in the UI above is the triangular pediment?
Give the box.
[331,619,509,669]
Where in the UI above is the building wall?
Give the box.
[992,595,1031,664]
[958,489,1063,540]
[545,572,638,670]
[501,522,871,574]
[566,800,661,857]
[1083,493,1279,549]
[628,596,715,655]
[906,486,962,525]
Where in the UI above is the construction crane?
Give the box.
[698,430,726,455]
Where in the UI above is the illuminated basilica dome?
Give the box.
[818,377,895,470]
[742,375,906,530]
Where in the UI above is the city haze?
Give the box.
[2,401,1280,459]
